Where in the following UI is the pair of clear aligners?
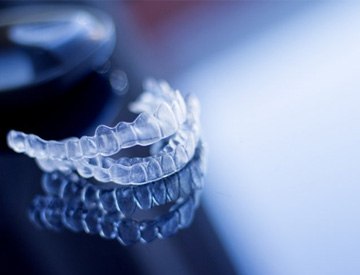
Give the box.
[7,79,201,185]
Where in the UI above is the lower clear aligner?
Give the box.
[7,79,188,160]
[36,95,201,186]
[40,141,206,215]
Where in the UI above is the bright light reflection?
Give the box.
[177,2,360,275]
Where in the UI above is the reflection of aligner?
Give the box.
[28,143,206,245]
[36,94,201,185]
[7,78,187,159]
[29,192,200,245]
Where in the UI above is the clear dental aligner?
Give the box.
[7,78,187,160]
[40,142,205,216]
[36,95,201,185]
[29,191,200,245]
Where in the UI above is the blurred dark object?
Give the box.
[0,5,115,150]
[0,2,237,275]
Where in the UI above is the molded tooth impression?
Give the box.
[37,142,205,215]
[72,96,199,185]
[95,125,119,156]
[7,79,201,186]
[133,113,162,146]
[29,190,201,245]
[7,79,188,160]
[154,102,178,137]
[7,130,26,153]
[33,95,200,186]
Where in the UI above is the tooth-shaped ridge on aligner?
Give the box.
[38,144,205,218]
[29,190,200,244]
[67,96,201,185]
[34,95,200,185]
[36,143,205,216]
[7,79,188,161]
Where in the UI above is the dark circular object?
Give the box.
[0,5,115,98]
[0,5,116,151]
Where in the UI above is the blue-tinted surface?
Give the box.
[7,1,359,274]
[0,49,34,90]
[172,2,360,275]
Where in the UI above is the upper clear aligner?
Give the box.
[7,79,188,160]
[7,79,202,186]
[35,95,201,185]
